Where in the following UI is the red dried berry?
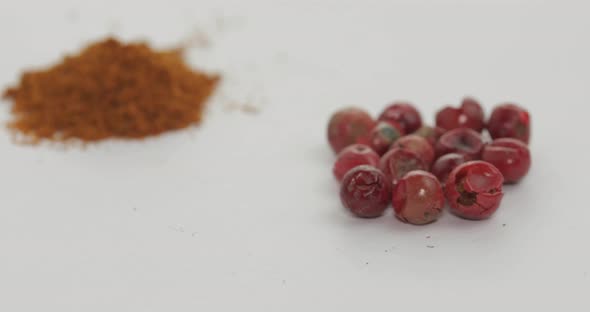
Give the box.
[482,138,531,183]
[378,102,422,134]
[333,144,380,181]
[445,161,504,220]
[379,148,427,185]
[327,107,376,154]
[435,128,484,159]
[487,103,530,144]
[436,97,485,132]
[340,165,391,218]
[392,170,444,225]
[369,121,404,155]
[413,126,446,146]
[391,134,435,167]
[430,153,467,183]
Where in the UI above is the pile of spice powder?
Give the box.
[2,38,219,143]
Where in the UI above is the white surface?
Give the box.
[1,0,589,311]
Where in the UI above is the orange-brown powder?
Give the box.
[2,38,219,143]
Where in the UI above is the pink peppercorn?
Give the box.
[392,170,444,225]
[435,128,484,160]
[445,161,504,220]
[482,138,531,183]
[378,102,422,134]
[369,121,404,155]
[413,126,446,147]
[436,97,485,132]
[379,148,427,185]
[333,144,381,181]
[340,165,391,218]
[487,103,531,144]
[391,134,435,167]
[430,153,467,183]
[327,107,376,154]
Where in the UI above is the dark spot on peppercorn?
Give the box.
[382,127,397,140]
[489,188,500,194]
[458,135,472,149]
[456,180,477,206]
[516,123,527,137]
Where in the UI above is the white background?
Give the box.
[0,0,589,311]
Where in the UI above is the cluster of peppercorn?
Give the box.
[328,98,531,224]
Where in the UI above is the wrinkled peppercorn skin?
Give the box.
[445,161,504,220]
[333,144,380,181]
[340,165,391,218]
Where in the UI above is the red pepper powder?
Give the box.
[2,38,219,143]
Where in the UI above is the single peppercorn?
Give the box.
[392,170,444,225]
[379,148,427,186]
[487,103,530,144]
[435,128,484,160]
[340,165,391,218]
[482,138,531,183]
[369,121,404,155]
[430,153,467,183]
[445,161,504,220]
[333,144,380,181]
[436,97,485,132]
[391,134,435,167]
[327,107,376,154]
[378,102,422,134]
